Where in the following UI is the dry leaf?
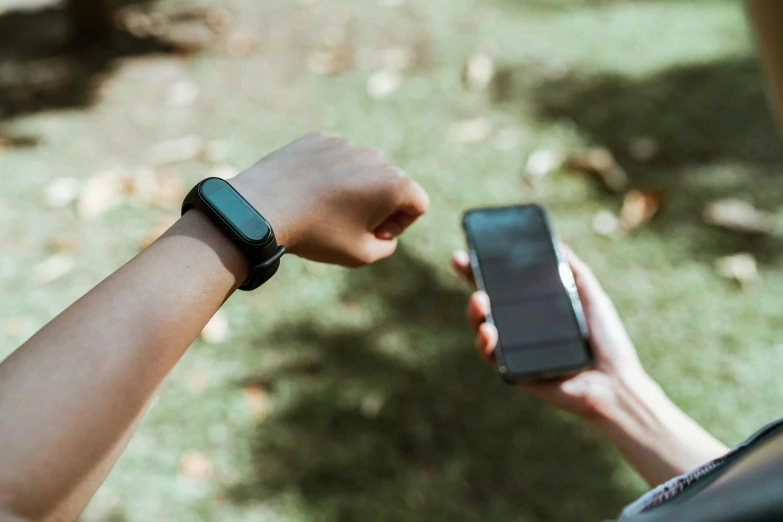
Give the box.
[592,210,619,237]
[618,189,663,232]
[187,367,210,394]
[463,53,495,91]
[492,128,520,151]
[524,148,563,181]
[201,140,228,164]
[179,451,213,479]
[307,49,354,75]
[715,253,758,286]
[44,177,80,209]
[225,32,257,57]
[565,147,629,193]
[167,80,199,106]
[123,168,157,200]
[206,7,232,33]
[201,310,228,344]
[139,217,178,249]
[244,386,270,420]
[4,316,33,337]
[153,168,185,207]
[448,118,493,144]
[382,47,415,72]
[366,69,401,99]
[360,392,384,419]
[33,254,75,285]
[49,234,80,253]
[703,199,775,235]
[208,164,238,180]
[151,135,203,165]
[77,171,124,220]
[628,136,658,162]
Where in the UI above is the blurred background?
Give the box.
[2,0,783,520]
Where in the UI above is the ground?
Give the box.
[1,0,783,521]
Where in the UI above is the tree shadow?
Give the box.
[507,56,783,263]
[228,247,639,521]
[0,0,207,143]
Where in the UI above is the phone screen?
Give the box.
[463,205,590,380]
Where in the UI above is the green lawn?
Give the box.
[2,0,783,521]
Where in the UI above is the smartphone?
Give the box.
[462,204,592,382]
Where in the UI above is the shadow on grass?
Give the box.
[0,0,204,143]
[504,56,783,263]
[229,248,637,522]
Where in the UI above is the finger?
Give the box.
[393,171,430,222]
[476,322,498,361]
[357,236,399,265]
[466,291,490,330]
[563,245,604,300]
[374,210,418,240]
[451,250,475,285]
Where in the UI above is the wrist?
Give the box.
[171,209,250,286]
[230,173,292,249]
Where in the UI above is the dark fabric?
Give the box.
[614,418,783,522]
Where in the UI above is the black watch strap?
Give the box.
[181,178,285,291]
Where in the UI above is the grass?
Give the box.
[2,0,783,520]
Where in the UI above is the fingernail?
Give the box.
[476,291,490,308]
[454,250,469,265]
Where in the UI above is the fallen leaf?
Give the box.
[628,136,658,162]
[618,189,663,232]
[33,254,75,285]
[179,451,213,479]
[463,52,495,91]
[49,234,80,253]
[703,199,775,235]
[151,135,203,165]
[123,168,157,200]
[201,140,229,164]
[201,310,228,344]
[491,128,520,151]
[44,177,80,209]
[139,217,178,249]
[225,32,257,57]
[167,80,199,106]
[321,24,348,49]
[77,171,124,220]
[715,253,758,286]
[360,392,384,419]
[366,69,401,99]
[382,47,416,72]
[153,168,185,208]
[244,386,270,420]
[205,7,232,34]
[592,210,619,237]
[524,148,563,181]
[565,147,629,193]
[4,316,33,337]
[208,164,238,180]
[448,118,493,144]
[187,367,210,394]
[307,49,354,75]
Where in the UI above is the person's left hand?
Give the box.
[451,247,648,421]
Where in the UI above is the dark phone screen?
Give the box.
[465,206,585,356]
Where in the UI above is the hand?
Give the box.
[451,246,647,420]
[232,132,430,266]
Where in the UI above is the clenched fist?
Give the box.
[232,132,429,266]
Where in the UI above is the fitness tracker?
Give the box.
[182,177,285,291]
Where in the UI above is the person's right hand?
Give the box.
[231,132,430,266]
[451,246,649,420]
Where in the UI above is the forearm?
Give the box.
[590,373,729,486]
[0,210,247,520]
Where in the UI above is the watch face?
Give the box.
[200,178,272,242]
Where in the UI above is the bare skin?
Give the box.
[0,132,429,522]
[451,247,729,486]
